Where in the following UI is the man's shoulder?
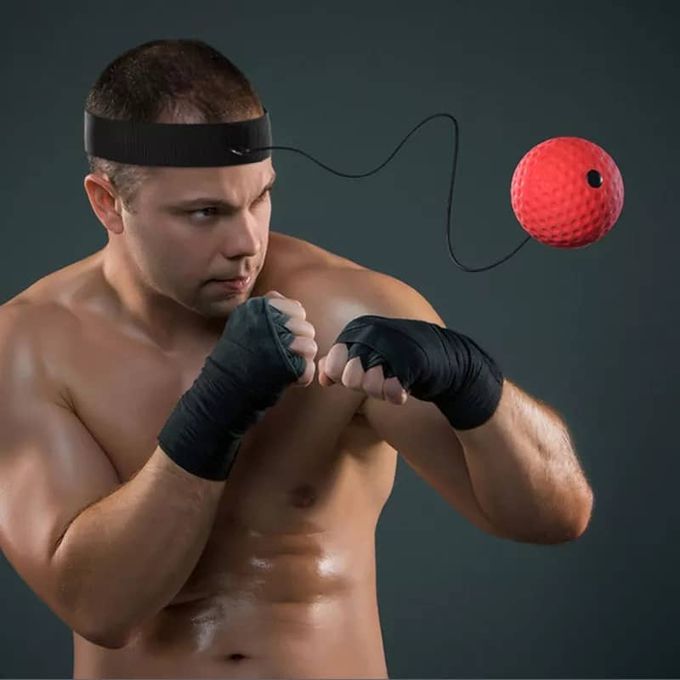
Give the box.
[275,239,379,308]
[2,277,80,349]
[272,232,406,301]
[268,231,364,275]
[0,300,77,409]
[275,238,444,351]
[0,252,103,349]
[0,297,78,348]
[281,249,436,319]
[6,248,104,304]
[0,299,77,342]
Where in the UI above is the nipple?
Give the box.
[289,483,318,508]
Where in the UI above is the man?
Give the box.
[0,39,593,679]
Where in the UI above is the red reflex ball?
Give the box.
[510,137,624,248]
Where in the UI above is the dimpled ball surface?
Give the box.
[510,137,624,248]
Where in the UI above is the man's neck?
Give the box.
[99,245,224,353]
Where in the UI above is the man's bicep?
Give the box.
[362,395,509,539]
[0,309,121,606]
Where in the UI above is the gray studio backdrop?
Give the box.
[1,0,678,677]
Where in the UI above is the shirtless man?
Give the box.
[0,39,593,678]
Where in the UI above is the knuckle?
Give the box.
[288,305,305,321]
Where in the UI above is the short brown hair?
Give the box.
[85,39,265,208]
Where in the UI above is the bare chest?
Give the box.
[58,322,397,531]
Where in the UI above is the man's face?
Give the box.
[119,158,276,319]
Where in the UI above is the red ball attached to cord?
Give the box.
[510,137,624,248]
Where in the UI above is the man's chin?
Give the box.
[192,275,257,315]
[195,292,250,320]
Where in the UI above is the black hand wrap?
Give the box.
[335,315,504,430]
[158,297,306,480]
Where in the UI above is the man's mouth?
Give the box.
[208,276,252,291]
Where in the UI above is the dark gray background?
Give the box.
[1,0,678,677]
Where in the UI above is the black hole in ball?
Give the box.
[587,169,603,188]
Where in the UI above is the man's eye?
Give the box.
[255,189,272,204]
[186,191,271,222]
[188,207,220,222]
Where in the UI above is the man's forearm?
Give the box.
[51,447,225,647]
[455,378,593,543]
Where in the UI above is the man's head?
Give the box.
[84,39,275,321]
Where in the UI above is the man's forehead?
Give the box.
[147,160,275,193]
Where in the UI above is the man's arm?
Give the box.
[308,269,593,543]
[453,377,592,542]
[0,303,225,649]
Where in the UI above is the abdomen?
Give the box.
[73,530,388,678]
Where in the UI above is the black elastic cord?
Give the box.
[232,113,532,273]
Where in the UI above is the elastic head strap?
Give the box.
[84,109,272,167]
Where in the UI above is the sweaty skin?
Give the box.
[2,232,398,679]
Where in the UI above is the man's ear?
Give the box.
[83,174,126,235]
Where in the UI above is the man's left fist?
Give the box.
[316,315,504,430]
[318,340,408,405]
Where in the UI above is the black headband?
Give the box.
[83,109,272,167]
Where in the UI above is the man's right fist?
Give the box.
[158,291,319,480]
[265,291,318,387]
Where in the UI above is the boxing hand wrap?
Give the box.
[335,315,503,430]
[158,297,306,480]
